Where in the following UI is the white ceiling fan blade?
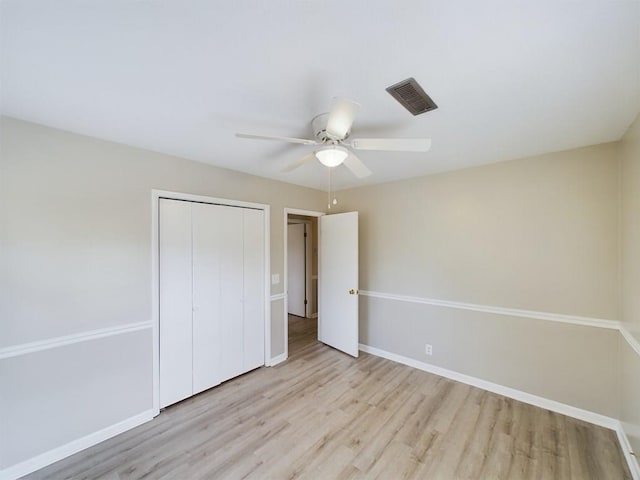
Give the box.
[326,97,359,139]
[350,138,432,152]
[281,152,317,173]
[236,133,318,145]
[343,152,372,178]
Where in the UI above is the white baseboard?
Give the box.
[311,313,318,319]
[358,343,618,429]
[0,409,154,480]
[267,353,287,367]
[616,423,640,480]
[359,343,640,477]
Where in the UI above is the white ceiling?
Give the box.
[2,1,639,191]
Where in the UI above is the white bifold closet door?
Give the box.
[159,198,264,409]
[159,199,193,407]
[191,202,226,394]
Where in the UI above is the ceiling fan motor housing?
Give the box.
[311,113,350,143]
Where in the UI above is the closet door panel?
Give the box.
[218,206,245,383]
[192,203,222,394]
[159,199,193,408]
[243,209,265,371]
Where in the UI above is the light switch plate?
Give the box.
[271,274,280,285]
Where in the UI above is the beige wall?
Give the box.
[337,143,620,318]
[0,117,324,349]
[361,296,619,416]
[620,111,640,455]
[0,116,324,468]
[336,143,622,416]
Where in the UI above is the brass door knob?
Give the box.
[349,289,359,295]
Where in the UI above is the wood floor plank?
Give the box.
[24,316,631,480]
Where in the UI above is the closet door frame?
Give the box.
[151,189,270,416]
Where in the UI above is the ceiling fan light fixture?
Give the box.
[316,146,348,167]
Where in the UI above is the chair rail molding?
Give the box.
[0,321,153,360]
[360,290,619,330]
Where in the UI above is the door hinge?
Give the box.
[304,299,308,305]
[304,232,308,237]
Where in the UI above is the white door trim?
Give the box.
[152,189,271,416]
[283,208,325,361]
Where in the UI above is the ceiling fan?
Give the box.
[236,97,432,178]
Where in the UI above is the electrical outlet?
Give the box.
[425,344,433,356]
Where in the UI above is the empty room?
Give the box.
[1,1,640,479]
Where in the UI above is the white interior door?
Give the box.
[318,212,359,357]
[287,223,306,317]
[159,199,193,408]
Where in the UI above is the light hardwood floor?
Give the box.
[26,315,631,479]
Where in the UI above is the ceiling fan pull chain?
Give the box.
[328,167,338,207]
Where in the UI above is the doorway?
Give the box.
[283,208,360,361]
[284,209,323,359]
